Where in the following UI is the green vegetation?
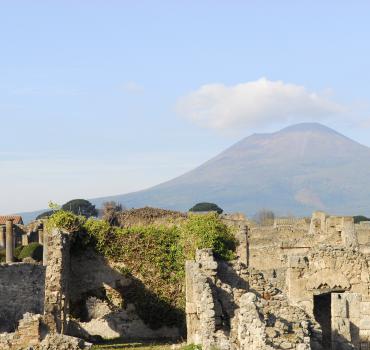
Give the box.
[36,210,54,220]
[18,242,43,262]
[354,215,370,224]
[36,199,97,220]
[47,210,236,330]
[189,202,223,214]
[14,245,24,259]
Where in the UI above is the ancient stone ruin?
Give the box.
[1,210,370,349]
[185,211,370,349]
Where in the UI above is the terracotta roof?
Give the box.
[0,215,23,225]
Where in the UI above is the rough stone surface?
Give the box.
[186,249,314,350]
[43,228,71,334]
[0,264,45,332]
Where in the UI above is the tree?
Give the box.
[354,215,370,224]
[255,209,275,226]
[36,210,54,220]
[62,199,97,218]
[102,201,124,226]
[189,202,223,214]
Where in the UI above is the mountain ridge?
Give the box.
[90,122,370,216]
[18,123,370,222]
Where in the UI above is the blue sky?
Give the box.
[1,0,370,213]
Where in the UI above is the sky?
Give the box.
[1,0,370,213]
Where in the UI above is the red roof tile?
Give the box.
[0,216,23,225]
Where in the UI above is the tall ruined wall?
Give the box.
[221,213,249,265]
[0,264,45,332]
[43,228,71,334]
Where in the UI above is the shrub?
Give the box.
[47,210,86,233]
[14,245,24,259]
[180,212,236,261]
[19,243,43,262]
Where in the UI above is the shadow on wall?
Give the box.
[214,261,324,350]
[68,248,183,341]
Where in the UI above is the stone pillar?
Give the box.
[43,229,48,266]
[0,226,5,249]
[5,220,14,263]
[22,233,29,246]
[341,217,358,248]
[43,228,71,334]
[38,229,44,245]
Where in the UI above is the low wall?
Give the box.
[0,263,45,332]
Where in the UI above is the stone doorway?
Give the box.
[313,292,332,349]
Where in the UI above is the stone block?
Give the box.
[332,317,351,342]
[361,302,370,316]
[345,293,361,319]
[359,329,370,342]
[287,255,307,268]
[360,317,370,330]
[332,294,347,318]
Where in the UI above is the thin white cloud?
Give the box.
[121,81,144,94]
[176,78,346,130]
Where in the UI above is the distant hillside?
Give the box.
[91,123,370,217]
[20,123,370,222]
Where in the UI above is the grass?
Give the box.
[92,342,200,350]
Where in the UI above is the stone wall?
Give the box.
[286,246,370,349]
[69,249,180,340]
[0,263,45,332]
[186,249,314,350]
[221,213,249,265]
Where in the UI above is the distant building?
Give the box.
[0,215,23,225]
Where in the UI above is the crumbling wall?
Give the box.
[221,213,249,265]
[309,211,358,248]
[0,313,92,350]
[286,246,370,311]
[186,249,313,350]
[0,264,45,332]
[69,249,180,340]
[286,246,370,348]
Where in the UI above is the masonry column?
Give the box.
[43,228,48,266]
[5,219,14,263]
[43,228,71,334]
[38,228,44,245]
[0,226,5,249]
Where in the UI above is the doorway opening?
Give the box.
[313,293,332,349]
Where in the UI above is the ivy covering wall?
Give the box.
[47,210,236,330]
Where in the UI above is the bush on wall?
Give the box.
[47,210,236,329]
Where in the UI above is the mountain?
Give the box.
[91,123,370,216]
[19,122,370,222]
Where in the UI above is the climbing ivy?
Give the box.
[47,210,236,329]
